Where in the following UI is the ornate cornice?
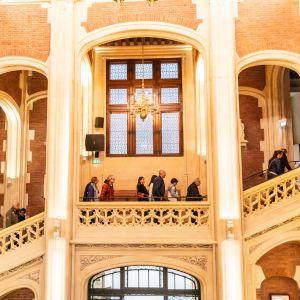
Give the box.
[19,270,40,284]
[244,215,300,241]
[76,243,214,249]
[0,256,43,281]
[166,255,208,271]
[80,255,122,271]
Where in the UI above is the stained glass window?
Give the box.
[161,88,179,104]
[161,63,178,79]
[110,113,127,154]
[162,112,180,154]
[110,64,127,80]
[136,115,153,154]
[135,88,153,102]
[135,63,153,79]
[109,88,128,104]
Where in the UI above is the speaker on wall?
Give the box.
[85,134,105,151]
[95,117,104,128]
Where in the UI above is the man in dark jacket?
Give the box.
[279,148,292,175]
[186,178,203,201]
[152,170,166,201]
[83,177,99,201]
[6,201,20,227]
[267,150,283,179]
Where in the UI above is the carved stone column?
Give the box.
[44,0,74,299]
[209,1,243,299]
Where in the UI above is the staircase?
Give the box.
[243,168,300,237]
[0,213,45,274]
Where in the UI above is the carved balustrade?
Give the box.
[243,168,300,216]
[76,202,210,228]
[0,213,45,255]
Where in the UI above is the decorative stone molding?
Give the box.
[245,214,300,241]
[166,255,208,271]
[80,255,122,271]
[19,270,40,284]
[0,256,43,280]
[76,243,214,249]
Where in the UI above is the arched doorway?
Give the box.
[88,265,200,300]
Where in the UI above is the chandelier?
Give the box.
[132,39,155,121]
[113,0,158,6]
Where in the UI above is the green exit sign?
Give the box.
[92,159,100,164]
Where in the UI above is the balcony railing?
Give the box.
[76,201,210,228]
[0,212,45,255]
[243,168,300,217]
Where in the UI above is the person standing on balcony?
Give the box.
[267,150,284,180]
[168,178,179,202]
[6,201,20,227]
[186,178,203,201]
[279,148,292,175]
[148,175,157,201]
[136,176,149,201]
[100,175,115,201]
[83,176,99,201]
[152,170,166,201]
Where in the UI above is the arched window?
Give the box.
[88,265,200,300]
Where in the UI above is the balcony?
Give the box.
[74,201,212,244]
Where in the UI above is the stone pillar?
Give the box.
[44,0,74,299]
[209,1,244,299]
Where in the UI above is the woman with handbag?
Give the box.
[136,176,149,201]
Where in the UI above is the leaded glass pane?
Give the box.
[161,63,178,79]
[135,88,153,102]
[162,112,180,154]
[110,64,127,80]
[109,88,128,104]
[136,115,153,154]
[135,63,153,79]
[161,88,179,104]
[110,114,127,154]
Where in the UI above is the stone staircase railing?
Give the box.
[0,212,45,255]
[243,168,300,217]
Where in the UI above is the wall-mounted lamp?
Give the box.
[279,118,287,128]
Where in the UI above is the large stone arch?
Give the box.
[0,56,48,77]
[77,255,211,300]
[74,21,211,201]
[237,50,300,75]
[245,229,300,300]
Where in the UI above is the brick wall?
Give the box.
[26,98,47,217]
[1,288,34,300]
[236,0,300,57]
[0,71,22,106]
[256,242,300,299]
[0,5,50,61]
[27,71,48,95]
[239,66,266,91]
[83,0,201,32]
[239,66,265,188]
[0,108,6,228]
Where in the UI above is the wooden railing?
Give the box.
[76,202,210,228]
[0,212,45,255]
[243,168,300,217]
